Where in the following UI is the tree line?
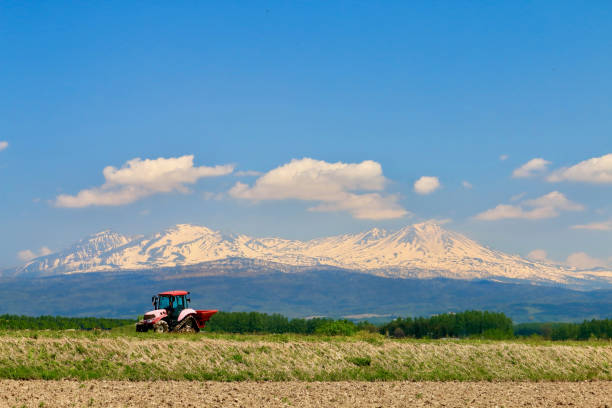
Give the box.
[2,311,612,340]
[379,310,514,339]
[204,310,515,339]
[0,314,135,330]
[514,319,612,340]
[203,311,371,335]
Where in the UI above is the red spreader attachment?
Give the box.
[194,310,218,329]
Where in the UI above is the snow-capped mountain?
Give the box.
[16,230,132,274]
[14,223,612,289]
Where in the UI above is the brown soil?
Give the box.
[1,380,611,407]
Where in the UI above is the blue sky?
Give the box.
[1,1,611,269]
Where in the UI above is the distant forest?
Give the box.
[202,310,612,340]
[203,311,373,335]
[205,310,516,339]
[1,311,611,340]
[379,310,514,339]
[514,320,612,340]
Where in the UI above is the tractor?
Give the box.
[136,290,217,333]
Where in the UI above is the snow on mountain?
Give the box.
[18,230,132,275]
[14,223,612,288]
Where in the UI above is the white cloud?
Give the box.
[522,191,583,211]
[17,250,36,261]
[414,176,440,195]
[425,218,452,225]
[499,154,509,161]
[548,153,612,184]
[565,252,607,269]
[475,204,544,220]
[235,170,262,177]
[308,193,406,220]
[474,191,583,221]
[512,158,551,178]
[0,141,7,152]
[229,158,408,220]
[527,249,609,269]
[527,249,551,262]
[55,155,234,208]
[40,246,52,256]
[462,181,472,189]
[18,246,52,262]
[571,219,612,231]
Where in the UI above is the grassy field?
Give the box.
[1,328,612,382]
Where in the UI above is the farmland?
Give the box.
[1,330,612,407]
[3,380,612,407]
[1,330,612,382]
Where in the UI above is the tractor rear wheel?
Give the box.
[175,316,199,333]
[153,320,169,333]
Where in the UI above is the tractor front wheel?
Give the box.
[153,320,169,333]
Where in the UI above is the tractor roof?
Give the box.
[158,290,189,296]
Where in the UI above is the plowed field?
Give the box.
[2,380,611,407]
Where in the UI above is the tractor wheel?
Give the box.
[153,320,169,333]
[175,316,199,333]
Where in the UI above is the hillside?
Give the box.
[1,270,610,322]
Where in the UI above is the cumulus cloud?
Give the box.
[522,191,583,211]
[527,249,609,269]
[571,219,612,231]
[527,249,551,263]
[55,155,233,208]
[475,204,541,220]
[462,181,473,189]
[548,153,612,184]
[228,158,408,220]
[565,252,607,269]
[0,141,7,152]
[474,191,583,221]
[414,176,440,195]
[512,158,551,178]
[18,246,52,262]
[499,154,509,161]
[17,250,36,261]
[308,193,406,220]
[425,218,452,225]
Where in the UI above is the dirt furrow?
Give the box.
[1,380,611,408]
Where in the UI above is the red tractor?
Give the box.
[136,290,217,333]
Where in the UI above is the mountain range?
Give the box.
[11,222,612,290]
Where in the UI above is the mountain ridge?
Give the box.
[13,222,612,290]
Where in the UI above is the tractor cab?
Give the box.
[153,290,190,319]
